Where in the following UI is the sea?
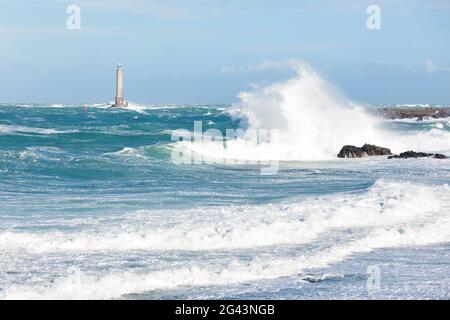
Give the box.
[0,66,449,299]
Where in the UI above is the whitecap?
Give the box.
[0,124,79,135]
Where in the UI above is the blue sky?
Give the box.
[1,0,449,104]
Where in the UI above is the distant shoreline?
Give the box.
[1,103,450,121]
[373,107,450,120]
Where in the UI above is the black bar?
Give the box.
[0,300,447,319]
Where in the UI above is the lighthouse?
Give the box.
[112,64,128,108]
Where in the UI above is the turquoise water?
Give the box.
[0,103,449,299]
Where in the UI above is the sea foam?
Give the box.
[0,180,446,253]
[0,124,78,135]
[1,180,449,299]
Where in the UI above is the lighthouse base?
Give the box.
[111,102,128,108]
[112,96,128,108]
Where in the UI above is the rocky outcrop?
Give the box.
[338,144,448,160]
[374,107,450,120]
[417,115,433,122]
[338,144,392,158]
[388,151,448,159]
[337,145,366,158]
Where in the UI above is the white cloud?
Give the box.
[247,60,286,71]
[220,66,238,74]
[425,60,437,73]
[50,0,265,19]
[220,60,290,75]
[404,60,450,74]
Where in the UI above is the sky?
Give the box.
[1,0,449,104]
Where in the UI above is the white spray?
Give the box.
[232,61,384,160]
[180,60,450,161]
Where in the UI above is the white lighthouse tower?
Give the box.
[112,64,128,108]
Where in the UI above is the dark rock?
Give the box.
[388,151,448,159]
[338,145,365,158]
[434,153,449,159]
[361,144,392,156]
[417,115,433,121]
[338,144,392,158]
[388,151,433,159]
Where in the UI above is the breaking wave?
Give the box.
[178,61,383,161]
[1,179,449,299]
[175,61,450,162]
[0,124,78,135]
